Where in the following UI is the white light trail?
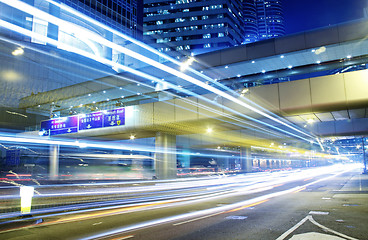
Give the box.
[0,0,316,143]
[81,165,357,240]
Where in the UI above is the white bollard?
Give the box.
[20,186,34,214]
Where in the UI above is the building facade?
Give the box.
[57,0,143,39]
[143,0,245,58]
[242,0,258,44]
[255,0,285,40]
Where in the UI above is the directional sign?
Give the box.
[79,112,103,130]
[103,108,125,128]
[40,116,78,136]
[40,108,125,136]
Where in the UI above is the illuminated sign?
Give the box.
[41,116,78,136]
[79,112,103,130]
[104,108,125,127]
[40,108,125,136]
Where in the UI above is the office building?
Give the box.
[57,0,143,39]
[242,0,258,44]
[143,0,245,58]
[255,0,285,40]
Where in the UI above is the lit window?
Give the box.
[204,43,211,48]
[203,33,211,38]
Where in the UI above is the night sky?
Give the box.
[283,0,368,34]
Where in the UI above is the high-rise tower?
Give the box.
[57,0,143,39]
[143,0,245,58]
[242,0,258,44]
[255,0,285,40]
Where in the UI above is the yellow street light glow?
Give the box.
[241,88,249,94]
[130,135,135,140]
[206,128,213,134]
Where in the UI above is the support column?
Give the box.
[49,145,59,180]
[154,132,177,179]
[240,147,252,173]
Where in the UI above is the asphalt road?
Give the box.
[0,165,367,240]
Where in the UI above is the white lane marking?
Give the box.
[322,197,331,200]
[92,222,103,226]
[309,211,329,215]
[308,215,358,240]
[275,216,309,240]
[276,215,358,240]
[225,216,248,220]
[173,212,224,226]
[289,232,344,239]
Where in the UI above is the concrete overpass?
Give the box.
[16,19,368,178]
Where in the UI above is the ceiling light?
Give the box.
[307,119,315,124]
[12,47,24,56]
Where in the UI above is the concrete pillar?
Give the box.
[240,147,252,173]
[154,132,177,179]
[49,145,59,180]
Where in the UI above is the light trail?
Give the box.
[81,165,357,240]
[0,0,317,143]
[0,165,359,236]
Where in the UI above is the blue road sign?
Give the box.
[79,112,103,130]
[103,108,125,127]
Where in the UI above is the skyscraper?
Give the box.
[242,0,258,44]
[143,0,245,58]
[53,0,143,39]
[255,0,285,40]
